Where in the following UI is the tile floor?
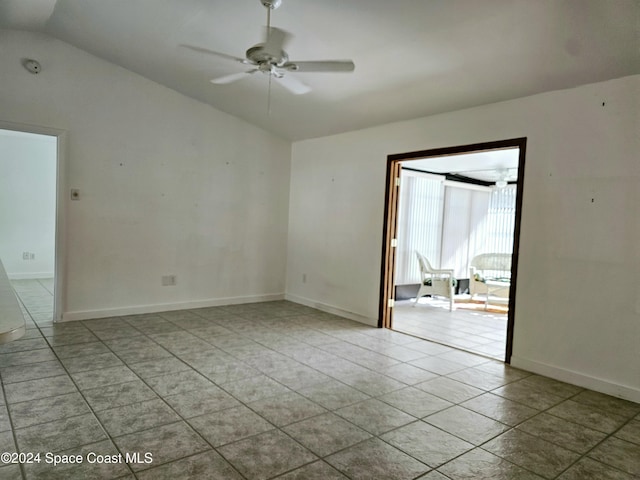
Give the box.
[0,283,638,479]
[392,298,508,360]
[10,279,54,325]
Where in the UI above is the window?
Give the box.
[395,171,516,285]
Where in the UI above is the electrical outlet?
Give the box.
[161,275,177,286]
[22,252,35,260]
[302,273,307,283]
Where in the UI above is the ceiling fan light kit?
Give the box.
[181,0,354,98]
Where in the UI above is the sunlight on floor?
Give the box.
[391,298,507,360]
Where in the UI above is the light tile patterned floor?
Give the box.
[392,298,508,360]
[0,282,637,479]
[10,279,54,326]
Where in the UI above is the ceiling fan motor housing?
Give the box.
[246,45,288,66]
[261,0,282,9]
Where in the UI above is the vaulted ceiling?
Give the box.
[1,0,638,140]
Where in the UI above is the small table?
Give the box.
[484,280,510,310]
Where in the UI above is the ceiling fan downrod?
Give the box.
[260,0,282,116]
[261,0,282,33]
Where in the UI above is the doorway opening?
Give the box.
[0,125,65,324]
[379,138,526,363]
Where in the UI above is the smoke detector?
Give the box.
[22,59,41,74]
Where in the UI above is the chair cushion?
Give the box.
[474,273,509,284]
[424,277,457,287]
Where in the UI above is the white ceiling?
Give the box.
[405,148,520,183]
[1,0,639,140]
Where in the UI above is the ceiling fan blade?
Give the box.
[180,44,247,64]
[283,60,355,72]
[274,74,311,95]
[262,27,291,58]
[211,69,258,85]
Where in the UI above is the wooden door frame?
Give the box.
[378,138,527,363]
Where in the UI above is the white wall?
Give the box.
[0,30,291,319]
[0,130,57,278]
[287,75,640,402]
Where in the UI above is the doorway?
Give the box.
[0,124,65,323]
[379,138,526,363]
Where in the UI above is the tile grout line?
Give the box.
[4,288,638,479]
[81,317,250,479]
[183,308,632,479]
[540,388,640,479]
[19,315,138,480]
[0,288,38,480]
[159,308,440,479]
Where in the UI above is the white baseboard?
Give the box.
[510,356,640,404]
[285,293,377,326]
[61,293,285,322]
[8,273,54,280]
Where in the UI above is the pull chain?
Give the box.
[266,4,272,116]
[267,73,272,116]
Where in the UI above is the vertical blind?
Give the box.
[395,170,517,285]
[395,170,444,285]
[482,185,517,254]
[441,186,491,278]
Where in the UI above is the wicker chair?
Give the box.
[414,251,455,311]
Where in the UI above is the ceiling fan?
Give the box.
[492,168,518,188]
[180,0,355,96]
